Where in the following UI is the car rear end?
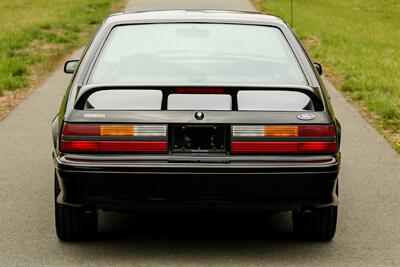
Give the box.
[53,14,340,241]
[56,85,340,210]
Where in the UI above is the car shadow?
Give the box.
[58,210,336,264]
[97,210,295,242]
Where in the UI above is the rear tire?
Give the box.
[292,205,337,241]
[54,171,98,241]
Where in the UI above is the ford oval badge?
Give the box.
[297,113,316,121]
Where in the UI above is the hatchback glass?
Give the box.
[90,23,307,85]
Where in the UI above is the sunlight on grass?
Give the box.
[261,0,400,152]
[0,0,122,95]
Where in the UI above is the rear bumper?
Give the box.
[54,153,340,211]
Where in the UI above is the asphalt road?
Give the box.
[0,0,399,266]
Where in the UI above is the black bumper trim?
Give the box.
[54,153,340,211]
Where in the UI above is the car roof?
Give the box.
[106,10,287,26]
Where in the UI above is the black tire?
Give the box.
[54,171,98,241]
[292,205,338,241]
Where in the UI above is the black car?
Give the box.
[53,10,341,241]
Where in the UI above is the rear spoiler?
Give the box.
[74,84,324,111]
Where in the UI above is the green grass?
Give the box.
[0,0,123,96]
[260,0,400,152]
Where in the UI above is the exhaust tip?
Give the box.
[301,209,313,217]
[83,210,97,222]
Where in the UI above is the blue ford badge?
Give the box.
[297,113,316,120]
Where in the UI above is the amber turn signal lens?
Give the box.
[264,126,299,137]
[100,125,134,136]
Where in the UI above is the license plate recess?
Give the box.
[172,125,227,153]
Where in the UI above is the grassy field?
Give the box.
[259,0,400,152]
[0,0,123,100]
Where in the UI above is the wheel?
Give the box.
[292,205,338,241]
[54,171,98,241]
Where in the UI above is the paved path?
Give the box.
[0,0,399,266]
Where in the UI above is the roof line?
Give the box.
[115,9,262,15]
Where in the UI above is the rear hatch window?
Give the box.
[83,89,315,111]
[89,23,307,86]
[85,90,162,110]
[237,90,314,111]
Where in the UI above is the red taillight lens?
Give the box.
[62,124,100,136]
[298,126,335,137]
[60,141,167,153]
[61,140,99,152]
[231,142,337,153]
[99,141,167,152]
[298,142,337,153]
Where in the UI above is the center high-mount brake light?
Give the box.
[175,88,225,94]
[61,124,167,153]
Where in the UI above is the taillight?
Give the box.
[231,125,337,154]
[60,124,167,153]
[232,125,335,137]
[231,141,337,153]
[62,124,166,137]
[60,140,167,153]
